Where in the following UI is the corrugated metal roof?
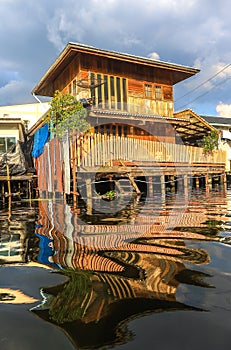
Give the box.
[90,109,189,123]
[201,115,231,126]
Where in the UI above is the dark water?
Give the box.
[0,188,231,350]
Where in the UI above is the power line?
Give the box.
[175,63,231,103]
[176,75,231,110]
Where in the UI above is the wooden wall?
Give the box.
[53,53,174,118]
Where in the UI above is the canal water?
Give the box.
[0,186,231,350]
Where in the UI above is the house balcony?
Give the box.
[70,133,226,176]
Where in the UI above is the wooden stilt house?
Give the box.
[31,42,226,201]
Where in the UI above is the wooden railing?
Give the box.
[71,134,226,168]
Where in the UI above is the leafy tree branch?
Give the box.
[47,90,89,138]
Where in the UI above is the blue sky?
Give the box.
[0,0,231,116]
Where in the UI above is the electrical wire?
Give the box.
[175,63,231,103]
[177,75,231,110]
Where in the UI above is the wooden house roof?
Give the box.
[32,42,200,97]
[174,109,216,144]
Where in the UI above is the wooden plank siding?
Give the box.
[60,68,174,118]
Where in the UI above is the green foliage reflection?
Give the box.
[48,269,93,324]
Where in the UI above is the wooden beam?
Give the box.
[128,174,141,194]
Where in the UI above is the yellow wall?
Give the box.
[0,102,50,130]
[0,125,19,138]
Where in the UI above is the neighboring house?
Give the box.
[0,102,50,131]
[0,116,29,178]
[202,115,231,172]
[0,103,49,188]
[30,42,226,201]
[0,115,39,198]
[0,117,26,153]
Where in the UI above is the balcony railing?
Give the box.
[71,134,226,169]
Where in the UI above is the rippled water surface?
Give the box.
[0,188,231,350]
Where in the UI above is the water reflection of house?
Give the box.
[30,43,226,203]
[35,198,215,299]
[0,207,37,264]
[36,198,214,270]
[32,198,218,349]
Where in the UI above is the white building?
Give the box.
[202,115,231,172]
[0,102,50,132]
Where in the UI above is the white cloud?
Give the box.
[0,80,36,105]
[216,103,231,117]
[148,52,160,61]
[189,59,231,90]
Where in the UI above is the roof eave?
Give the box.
[32,42,200,97]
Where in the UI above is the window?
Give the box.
[122,78,127,106]
[154,85,162,99]
[163,86,173,100]
[104,75,109,108]
[110,76,115,108]
[116,77,121,109]
[89,73,127,110]
[0,137,16,153]
[88,73,95,104]
[145,84,152,98]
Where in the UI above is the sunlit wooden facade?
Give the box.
[31,43,226,199]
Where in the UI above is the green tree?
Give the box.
[47,90,89,138]
[202,130,219,155]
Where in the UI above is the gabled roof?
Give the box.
[32,42,200,97]
[174,109,215,144]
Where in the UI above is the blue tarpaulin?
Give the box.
[32,123,49,158]
[35,233,61,268]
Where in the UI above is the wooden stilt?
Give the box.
[86,178,92,215]
[128,174,141,194]
[148,176,153,197]
[221,172,227,186]
[8,195,11,222]
[204,174,211,193]
[183,174,188,197]
[115,180,124,194]
[1,182,5,204]
[195,175,200,189]
[169,175,175,192]
[177,176,183,193]
[160,175,165,198]
[6,163,11,198]
[109,176,114,190]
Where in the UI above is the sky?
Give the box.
[0,0,231,117]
